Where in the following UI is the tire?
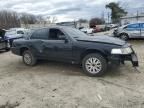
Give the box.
[82,53,107,77]
[5,47,10,52]
[22,50,37,66]
[120,34,129,41]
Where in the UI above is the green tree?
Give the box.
[106,2,127,23]
[89,17,105,28]
[0,10,20,29]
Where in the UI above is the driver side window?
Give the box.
[48,28,66,40]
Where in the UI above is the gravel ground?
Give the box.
[0,39,144,108]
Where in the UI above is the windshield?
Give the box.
[65,27,89,39]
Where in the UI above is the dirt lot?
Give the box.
[0,40,144,108]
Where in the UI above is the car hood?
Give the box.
[76,35,126,46]
[5,34,23,39]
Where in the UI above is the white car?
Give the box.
[79,27,93,34]
[113,23,144,40]
[5,28,29,47]
[5,28,29,39]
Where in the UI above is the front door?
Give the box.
[126,23,141,38]
[43,28,73,62]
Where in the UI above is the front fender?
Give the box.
[80,48,108,62]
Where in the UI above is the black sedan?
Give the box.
[0,29,9,51]
[11,26,138,77]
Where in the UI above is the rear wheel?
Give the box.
[82,53,107,77]
[22,50,37,66]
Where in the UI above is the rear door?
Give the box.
[30,28,49,58]
[126,23,141,38]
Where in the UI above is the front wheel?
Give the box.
[120,34,129,41]
[82,53,107,77]
[22,50,37,66]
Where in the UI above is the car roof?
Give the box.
[126,22,144,26]
[30,26,75,30]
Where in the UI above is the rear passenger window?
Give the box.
[31,29,48,39]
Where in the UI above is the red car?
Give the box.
[92,26,101,33]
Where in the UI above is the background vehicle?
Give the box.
[5,28,29,46]
[109,24,118,28]
[93,24,113,33]
[113,22,144,40]
[79,27,93,34]
[11,26,138,77]
[0,29,9,51]
[92,26,101,33]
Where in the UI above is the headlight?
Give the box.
[111,47,133,54]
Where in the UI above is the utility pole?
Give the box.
[137,10,139,22]
[101,11,105,22]
[107,12,110,24]
[74,19,77,28]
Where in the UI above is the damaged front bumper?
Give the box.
[131,53,138,67]
[109,52,138,67]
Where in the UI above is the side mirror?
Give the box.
[59,35,68,43]
[59,35,65,40]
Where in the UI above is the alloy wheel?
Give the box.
[85,57,102,74]
[24,53,32,65]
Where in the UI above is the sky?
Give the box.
[0,0,143,22]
